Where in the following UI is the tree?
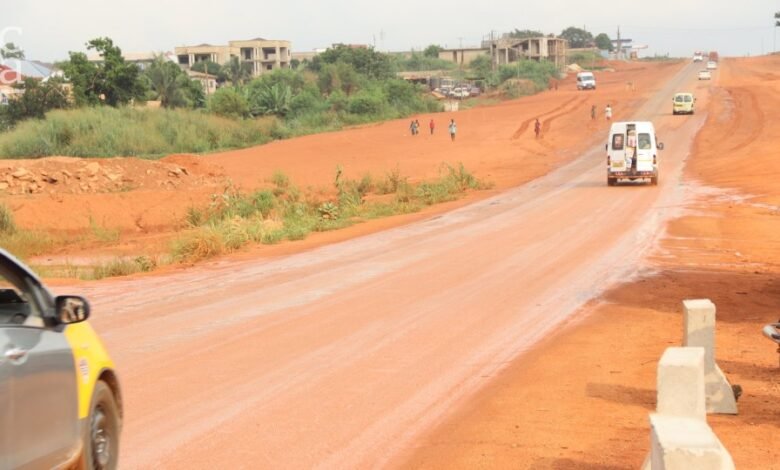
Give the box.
[225,56,252,87]
[508,29,544,39]
[191,60,227,82]
[0,77,70,126]
[145,55,202,108]
[61,37,146,106]
[423,44,443,58]
[559,27,593,49]
[469,55,493,78]
[317,62,361,95]
[310,45,393,80]
[594,33,613,51]
[249,83,292,117]
[1,42,25,60]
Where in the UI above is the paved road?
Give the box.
[78,63,707,469]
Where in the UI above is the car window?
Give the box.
[0,275,42,327]
[675,96,684,102]
[638,133,652,150]
[612,134,624,150]
[685,96,692,102]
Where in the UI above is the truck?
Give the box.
[606,121,664,186]
[693,51,703,62]
[708,51,719,62]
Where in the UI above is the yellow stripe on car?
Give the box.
[64,322,116,419]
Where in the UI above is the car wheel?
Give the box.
[78,381,120,470]
[607,177,615,186]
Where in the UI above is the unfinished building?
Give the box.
[486,36,567,70]
[175,38,291,77]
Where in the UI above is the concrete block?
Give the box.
[656,347,706,421]
[649,414,735,470]
[683,299,738,414]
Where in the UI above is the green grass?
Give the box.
[0,107,274,158]
[170,164,493,263]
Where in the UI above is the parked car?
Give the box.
[706,61,717,70]
[450,87,469,99]
[469,86,481,97]
[698,69,712,80]
[672,92,696,115]
[0,248,121,469]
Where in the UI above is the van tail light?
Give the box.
[653,155,657,165]
[607,155,611,165]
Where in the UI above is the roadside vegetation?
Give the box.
[172,164,492,263]
[0,26,616,158]
[0,164,491,279]
[0,41,441,158]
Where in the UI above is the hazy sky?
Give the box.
[3,0,780,62]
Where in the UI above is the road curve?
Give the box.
[76,63,707,469]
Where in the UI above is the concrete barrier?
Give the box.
[642,347,734,470]
[656,347,706,421]
[649,414,735,469]
[683,299,738,414]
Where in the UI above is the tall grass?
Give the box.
[0,107,274,158]
[171,165,493,263]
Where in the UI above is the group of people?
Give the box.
[409,118,458,142]
[591,104,613,121]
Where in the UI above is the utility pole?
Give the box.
[457,37,464,49]
[490,30,497,72]
[774,11,780,53]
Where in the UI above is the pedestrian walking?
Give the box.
[591,104,597,120]
[429,118,435,135]
[415,119,420,136]
[605,104,613,121]
[448,119,457,142]
[534,118,541,139]
[409,120,416,136]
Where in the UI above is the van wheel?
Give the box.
[607,178,615,186]
[77,381,120,470]
[651,176,658,186]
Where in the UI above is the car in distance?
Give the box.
[0,248,121,469]
[706,61,717,70]
[606,121,664,186]
[698,70,712,80]
[693,51,704,62]
[672,92,696,115]
[576,71,596,90]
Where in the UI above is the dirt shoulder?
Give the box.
[399,56,780,469]
[0,61,681,267]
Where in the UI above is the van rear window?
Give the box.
[612,134,624,150]
[638,133,651,149]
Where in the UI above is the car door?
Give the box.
[0,328,12,469]
[0,274,80,469]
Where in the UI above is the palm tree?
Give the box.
[226,56,252,87]
[250,83,291,117]
[146,55,186,108]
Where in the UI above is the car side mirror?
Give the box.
[55,295,91,325]
[605,143,608,151]
[658,143,665,150]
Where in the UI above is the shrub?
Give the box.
[208,87,250,119]
[348,89,385,115]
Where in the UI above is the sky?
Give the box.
[3,0,780,62]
